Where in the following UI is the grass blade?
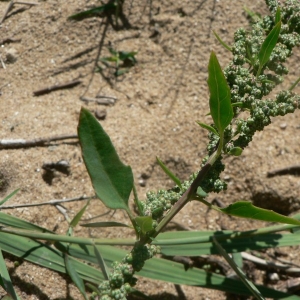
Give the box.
[0,247,20,300]
[68,3,116,20]
[93,245,109,280]
[81,221,132,228]
[70,200,90,228]
[156,157,182,189]
[0,189,19,206]
[65,254,88,300]
[207,51,233,134]
[213,237,265,300]
[78,108,133,214]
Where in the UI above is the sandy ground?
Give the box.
[0,0,300,299]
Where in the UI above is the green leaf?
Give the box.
[135,216,154,234]
[0,247,20,300]
[196,122,219,136]
[196,186,208,198]
[64,254,88,300]
[275,7,281,24]
[257,21,281,76]
[220,201,300,225]
[70,200,90,228]
[228,147,243,156]
[232,252,243,269]
[213,237,265,300]
[93,245,109,280]
[78,108,134,214]
[68,3,116,20]
[0,189,19,206]
[208,51,233,134]
[114,68,129,76]
[156,157,182,189]
[213,31,232,52]
[118,51,137,62]
[81,221,132,228]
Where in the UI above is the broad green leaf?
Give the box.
[228,147,243,156]
[70,200,90,228]
[0,248,20,300]
[81,221,132,228]
[275,7,281,24]
[213,31,232,52]
[0,189,19,206]
[156,157,182,189]
[78,108,133,213]
[68,3,116,20]
[257,21,281,75]
[220,201,300,225]
[64,254,88,300]
[208,51,233,133]
[196,121,219,136]
[213,237,265,300]
[93,245,109,280]
[135,216,154,234]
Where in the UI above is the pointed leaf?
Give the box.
[65,254,88,300]
[275,7,281,24]
[0,248,20,300]
[81,221,131,228]
[220,201,300,225]
[257,21,281,75]
[213,237,265,300]
[156,157,182,189]
[135,216,154,234]
[93,245,109,280]
[208,52,233,133]
[0,189,19,206]
[78,108,133,213]
[68,3,116,20]
[70,200,90,228]
[213,31,232,52]
[196,122,219,136]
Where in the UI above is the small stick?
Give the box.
[0,38,21,45]
[241,252,300,274]
[33,79,82,96]
[0,195,94,209]
[0,133,78,149]
[80,96,115,105]
[0,55,6,69]
[0,0,38,24]
[267,165,300,177]
[0,0,14,24]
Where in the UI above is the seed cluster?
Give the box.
[94,1,300,298]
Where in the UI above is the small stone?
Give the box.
[5,48,18,63]
[268,272,279,281]
[95,109,107,120]
[280,123,287,129]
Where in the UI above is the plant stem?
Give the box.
[150,135,224,240]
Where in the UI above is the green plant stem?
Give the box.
[148,136,224,242]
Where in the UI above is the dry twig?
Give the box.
[0,0,38,24]
[0,134,78,149]
[33,79,82,96]
[267,165,300,177]
[80,96,116,105]
[0,195,94,209]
